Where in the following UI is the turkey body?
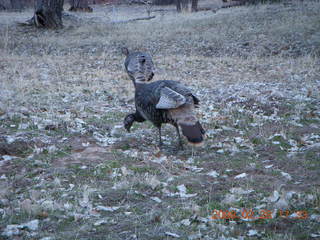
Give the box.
[124,80,205,148]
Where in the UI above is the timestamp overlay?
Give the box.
[211,209,309,220]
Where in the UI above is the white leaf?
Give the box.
[23,219,39,231]
[165,232,180,238]
[281,172,292,180]
[177,185,187,194]
[180,219,191,226]
[207,170,219,178]
[151,197,162,203]
[93,220,107,226]
[234,173,247,179]
[268,191,280,202]
[230,187,254,195]
[247,229,258,236]
[96,206,120,212]
[264,164,273,169]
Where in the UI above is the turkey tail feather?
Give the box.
[179,121,205,146]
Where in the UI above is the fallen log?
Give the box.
[111,15,156,23]
[197,7,213,11]
[151,8,176,12]
[221,1,245,8]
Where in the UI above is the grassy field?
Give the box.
[0,1,320,239]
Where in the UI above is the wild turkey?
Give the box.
[121,47,155,86]
[124,78,205,148]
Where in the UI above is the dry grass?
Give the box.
[0,1,320,239]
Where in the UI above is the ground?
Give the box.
[0,1,320,240]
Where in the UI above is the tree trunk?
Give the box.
[181,0,188,11]
[0,0,26,10]
[10,0,23,10]
[69,0,92,12]
[176,0,181,12]
[191,0,198,12]
[34,0,64,28]
[0,0,8,10]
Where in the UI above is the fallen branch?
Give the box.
[111,15,156,23]
[151,9,176,12]
[221,1,245,8]
[197,7,213,11]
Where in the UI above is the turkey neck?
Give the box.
[134,82,149,90]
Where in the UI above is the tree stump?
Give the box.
[69,0,93,12]
[34,0,64,28]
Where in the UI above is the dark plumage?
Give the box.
[121,47,155,85]
[124,79,205,148]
